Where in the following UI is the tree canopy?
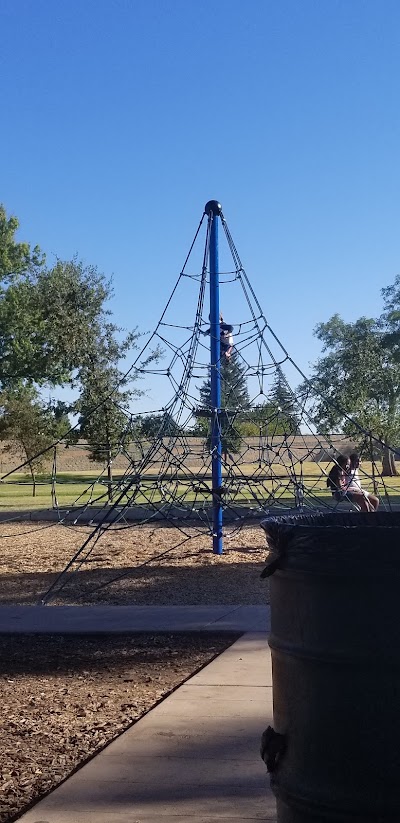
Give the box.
[197,351,250,458]
[135,412,182,439]
[241,369,301,437]
[0,257,113,389]
[0,385,69,493]
[0,204,44,280]
[306,305,400,475]
[0,204,154,478]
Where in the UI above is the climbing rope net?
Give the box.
[0,205,398,604]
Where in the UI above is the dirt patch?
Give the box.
[0,632,238,823]
[0,522,269,606]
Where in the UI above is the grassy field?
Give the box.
[1,462,399,509]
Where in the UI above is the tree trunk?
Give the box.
[382,446,399,476]
[29,462,36,497]
[107,447,113,503]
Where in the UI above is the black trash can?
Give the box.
[260,511,400,823]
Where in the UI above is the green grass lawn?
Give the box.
[1,462,399,510]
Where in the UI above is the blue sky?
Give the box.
[1,0,399,409]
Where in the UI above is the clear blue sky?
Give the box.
[1,0,399,405]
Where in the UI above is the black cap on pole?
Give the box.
[204,200,222,216]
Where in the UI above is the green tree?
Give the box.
[306,313,400,475]
[197,351,250,460]
[241,370,301,437]
[0,204,44,280]
[136,412,182,439]
[381,274,400,362]
[0,258,113,388]
[0,386,68,495]
[0,206,158,488]
[76,327,160,502]
[239,403,274,437]
[268,369,301,435]
[50,400,73,436]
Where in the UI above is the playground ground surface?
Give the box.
[0,631,238,823]
[0,520,269,822]
[0,511,270,821]
[0,469,391,822]
[0,522,269,606]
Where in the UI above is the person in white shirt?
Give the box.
[346,453,379,511]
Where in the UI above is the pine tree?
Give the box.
[76,327,141,502]
[198,351,250,459]
[268,369,300,435]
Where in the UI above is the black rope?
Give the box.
[4,204,397,606]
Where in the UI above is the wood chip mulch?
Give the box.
[0,520,269,821]
[0,522,269,606]
[0,632,238,823]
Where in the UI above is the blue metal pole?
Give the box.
[205,200,223,555]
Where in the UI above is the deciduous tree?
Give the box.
[0,386,68,495]
[306,313,400,475]
[0,258,113,388]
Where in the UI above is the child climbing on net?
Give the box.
[219,315,234,359]
[203,314,234,359]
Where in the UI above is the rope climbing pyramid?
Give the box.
[1,200,396,604]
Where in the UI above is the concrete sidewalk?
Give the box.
[0,604,270,634]
[17,630,275,822]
